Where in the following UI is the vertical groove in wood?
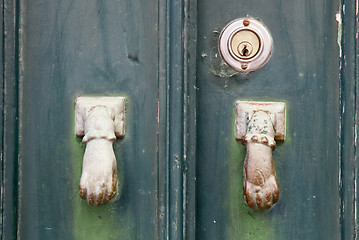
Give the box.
[157,0,198,238]
[157,0,169,238]
[338,2,344,239]
[168,0,184,238]
[1,0,4,237]
[183,0,197,239]
[339,0,359,239]
[1,0,20,239]
[355,0,359,238]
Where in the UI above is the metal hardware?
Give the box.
[235,101,285,210]
[219,18,273,72]
[230,30,260,59]
[75,97,126,206]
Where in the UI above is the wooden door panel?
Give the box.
[196,0,341,239]
[17,1,158,239]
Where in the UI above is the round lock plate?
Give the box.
[219,18,273,72]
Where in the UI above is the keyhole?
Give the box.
[237,42,253,59]
[242,45,249,56]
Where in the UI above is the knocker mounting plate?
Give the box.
[235,101,286,141]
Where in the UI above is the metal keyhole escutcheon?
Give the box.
[219,18,273,72]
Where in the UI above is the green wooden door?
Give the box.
[1,0,358,239]
[2,0,161,239]
[195,0,354,239]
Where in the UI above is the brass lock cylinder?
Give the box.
[230,30,260,59]
[219,18,273,72]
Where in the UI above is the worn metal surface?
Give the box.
[242,110,280,210]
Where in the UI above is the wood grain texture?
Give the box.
[195,0,342,239]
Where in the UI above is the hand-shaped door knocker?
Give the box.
[235,101,286,210]
[75,97,125,206]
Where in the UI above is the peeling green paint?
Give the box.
[336,10,342,52]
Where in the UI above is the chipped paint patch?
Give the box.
[336,7,343,58]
